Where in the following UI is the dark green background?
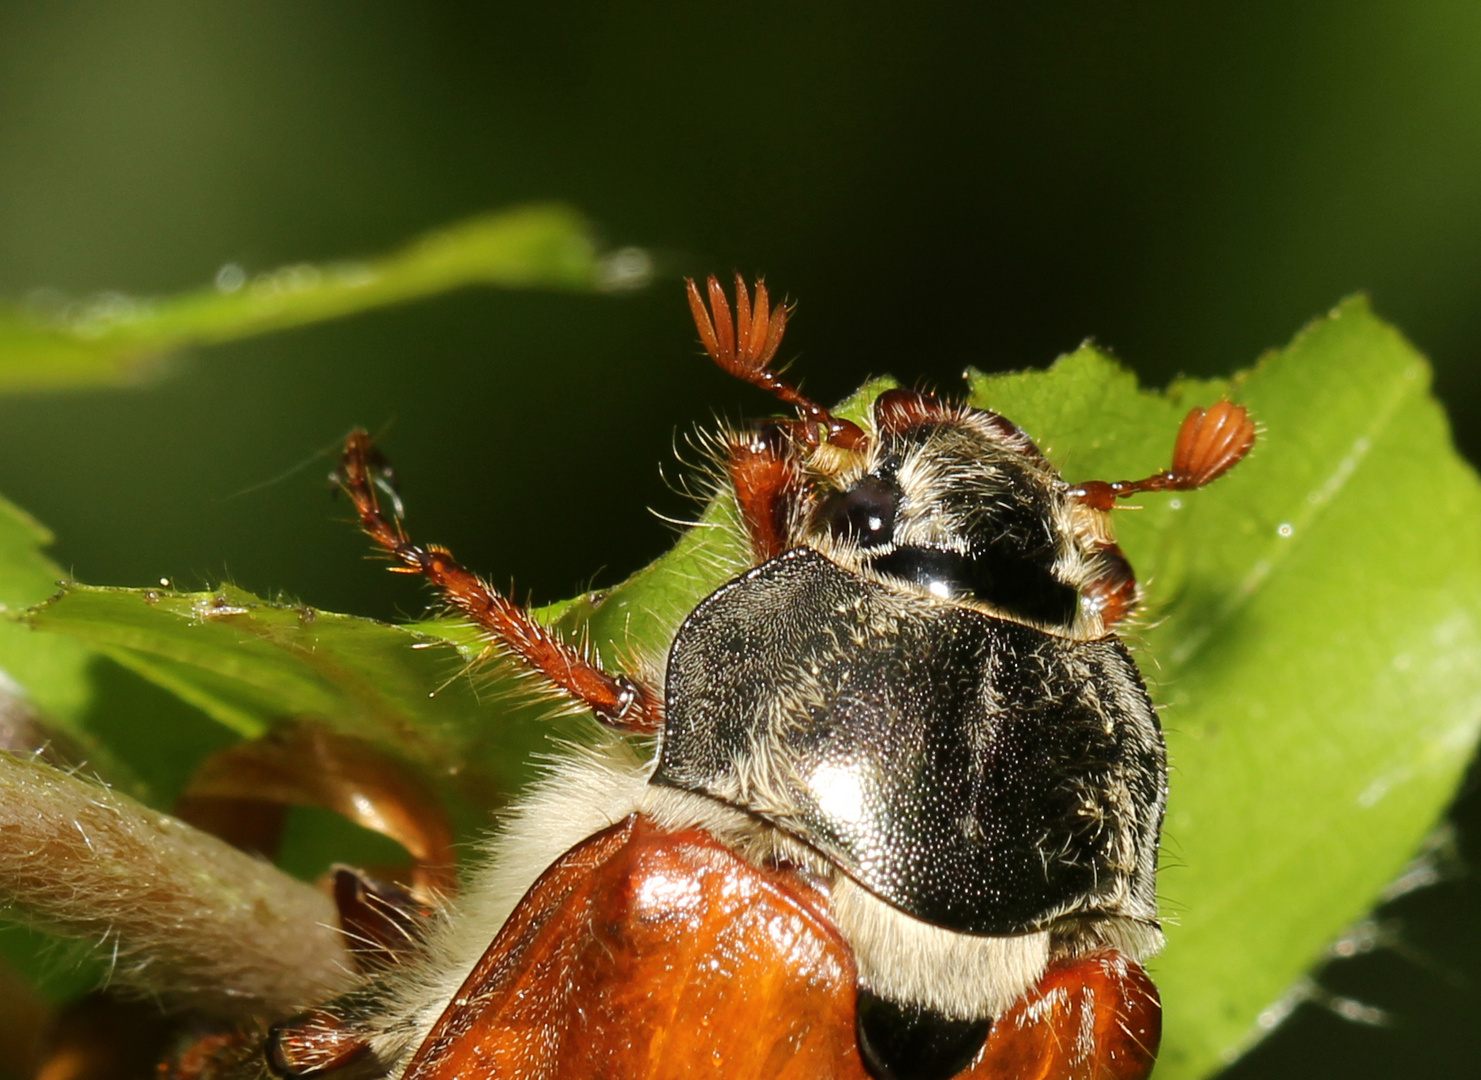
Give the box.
[0,3,1478,1076]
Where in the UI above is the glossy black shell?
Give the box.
[652,547,1164,936]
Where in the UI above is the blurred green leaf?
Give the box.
[10,297,1479,1079]
[0,203,635,392]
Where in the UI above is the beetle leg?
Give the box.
[265,1010,379,1079]
[333,865,436,967]
[161,1026,270,1080]
[1067,401,1253,628]
[151,727,446,1079]
[1079,542,1140,630]
[972,949,1161,1080]
[159,1008,374,1080]
[336,431,662,734]
[724,420,811,562]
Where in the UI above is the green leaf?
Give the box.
[0,203,634,392]
[0,495,140,790]
[0,498,89,720]
[26,583,584,806]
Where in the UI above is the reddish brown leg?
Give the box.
[164,726,440,1079]
[160,1018,366,1080]
[1072,400,1256,511]
[687,274,865,451]
[972,950,1161,1080]
[331,866,433,968]
[725,421,812,562]
[1069,401,1254,629]
[265,873,417,1078]
[1079,543,1140,630]
[336,432,661,734]
[266,1010,377,1079]
[161,1027,267,1080]
[258,868,416,1075]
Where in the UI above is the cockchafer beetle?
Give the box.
[174,275,1254,1080]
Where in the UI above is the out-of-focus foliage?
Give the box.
[0,204,624,390]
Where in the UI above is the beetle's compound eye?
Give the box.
[855,989,992,1080]
[820,476,899,549]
